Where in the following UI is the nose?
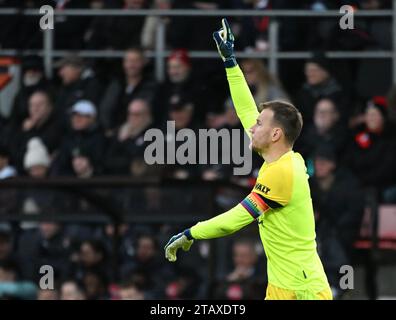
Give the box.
[249,125,255,134]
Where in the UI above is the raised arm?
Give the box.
[213,18,259,137]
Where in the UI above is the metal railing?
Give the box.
[0,6,395,82]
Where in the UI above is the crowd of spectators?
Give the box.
[0,0,395,300]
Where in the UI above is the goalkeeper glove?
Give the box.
[213,18,237,68]
[164,229,194,262]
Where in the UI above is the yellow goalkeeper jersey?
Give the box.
[254,150,329,296]
[226,64,329,296]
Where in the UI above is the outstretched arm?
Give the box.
[165,192,271,261]
[213,18,259,137]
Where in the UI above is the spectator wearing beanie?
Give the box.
[23,137,51,178]
[20,137,54,230]
[344,96,396,196]
[8,90,63,173]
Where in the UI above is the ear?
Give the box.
[272,127,282,142]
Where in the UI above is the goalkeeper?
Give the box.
[165,18,332,300]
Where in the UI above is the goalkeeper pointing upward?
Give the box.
[165,18,332,300]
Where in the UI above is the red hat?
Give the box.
[168,49,191,67]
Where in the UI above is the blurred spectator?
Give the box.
[82,270,110,300]
[23,137,51,177]
[295,54,350,127]
[310,146,364,299]
[141,0,172,50]
[55,55,104,117]
[0,224,16,264]
[104,99,155,175]
[296,98,350,171]
[153,49,208,125]
[326,0,391,51]
[118,279,145,300]
[214,239,265,299]
[44,0,90,49]
[60,280,86,300]
[202,98,247,182]
[85,0,150,50]
[9,56,51,126]
[17,222,71,282]
[0,260,37,300]
[232,0,272,51]
[240,59,289,104]
[0,146,16,179]
[162,95,202,180]
[19,138,54,229]
[120,234,174,298]
[344,96,396,196]
[165,266,202,299]
[9,91,62,172]
[52,100,106,176]
[69,239,111,284]
[168,0,229,50]
[99,48,157,131]
[37,288,60,300]
[386,84,396,126]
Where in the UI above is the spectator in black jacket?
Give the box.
[344,96,396,196]
[52,100,106,176]
[9,56,52,127]
[17,222,71,282]
[8,90,62,172]
[99,48,157,132]
[310,146,364,299]
[104,98,155,176]
[55,55,104,119]
[153,49,208,126]
[295,54,350,128]
[296,98,350,166]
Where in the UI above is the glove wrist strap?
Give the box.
[224,56,237,68]
[184,229,194,240]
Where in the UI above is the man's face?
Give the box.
[127,100,150,127]
[123,51,144,78]
[58,65,81,85]
[365,106,384,132]
[80,243,102,267]
[39,222,60,240]
[29,92,51,121]
[61,282,85,300]
[314,157,335,179]
[28,165,48,178]
[169,105,193,130]
[167,59,190,83]
[72,156,92,176]
[136,237,156,262]
[233,243,257,269]
[314,99,339,132]
[249,109,279,153]
[305,62,329,86]
[71,113,95,131]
